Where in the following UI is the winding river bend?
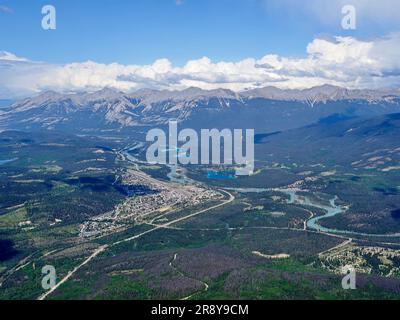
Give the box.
[280,189,400,237]
[282,190,344,232]
[225,187,400,238]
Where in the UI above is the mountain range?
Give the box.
[1,85,400,133]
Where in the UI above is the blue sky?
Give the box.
[1,0,398,65]
[0,0,399,97]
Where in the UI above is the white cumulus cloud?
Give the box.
[1,33,400,98]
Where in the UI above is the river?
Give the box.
[0,158,18,165]
[226,187,400,238]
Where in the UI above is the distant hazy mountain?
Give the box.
[1,85,400,133]
[244,84,400,103]
[257,112,400,168]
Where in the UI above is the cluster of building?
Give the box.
[80,168,220,238]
